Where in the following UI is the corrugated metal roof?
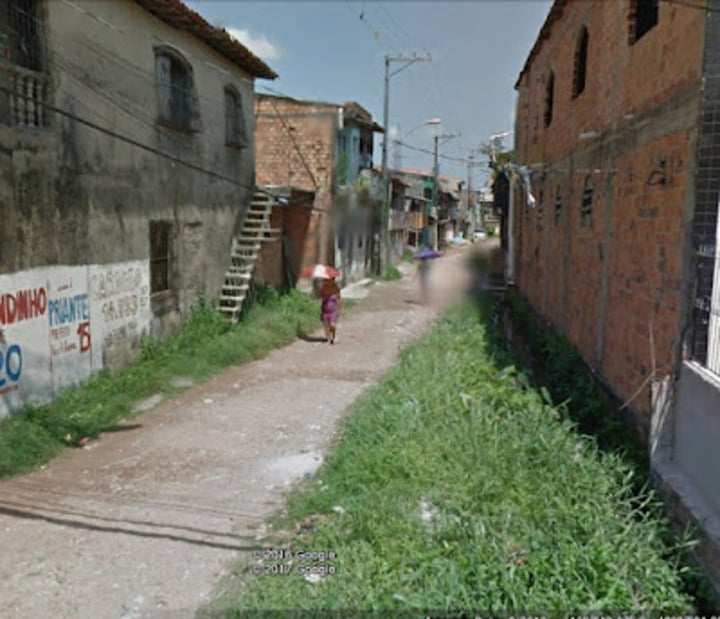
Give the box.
[134,0,277,79]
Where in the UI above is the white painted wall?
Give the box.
[0,260,150,418]
[674,361,720,514]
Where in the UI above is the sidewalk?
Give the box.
[0,248,471,619]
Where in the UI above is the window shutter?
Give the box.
[236,92,248,147]
[155,54,171,122]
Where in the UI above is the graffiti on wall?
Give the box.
[0,260,151,418]
[89,263,150,371]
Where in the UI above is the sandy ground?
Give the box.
[0,245,475,619]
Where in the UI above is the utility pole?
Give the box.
[431,131,460,250]
[380,53,431,274]
[466,154,474,236]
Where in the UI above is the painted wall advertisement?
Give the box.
[0,260,150,419]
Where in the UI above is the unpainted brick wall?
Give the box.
[513,0,704,429]
[255,96,337,265]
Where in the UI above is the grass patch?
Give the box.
[0,285,319,479]
[402,248,415,263]
[207,300,696,616]
[381,264,403,281]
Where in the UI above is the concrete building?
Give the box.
[393,168,462,249]
[254,94,383,284]
[512,0,720,594]
[0,0,275,417]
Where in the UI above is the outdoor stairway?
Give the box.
[218,191,280,323]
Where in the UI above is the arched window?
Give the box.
[154,47,199,131]
[630,0,658,44]
[544,70,555,128]
[572,27,589,99]
[224,85,248,148]
[581,175,593,227]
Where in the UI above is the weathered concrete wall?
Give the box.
[0,260,151,418]
[0,0,260,411]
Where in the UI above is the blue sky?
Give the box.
[186,0,553,186]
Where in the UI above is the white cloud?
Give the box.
[226,28,282,62]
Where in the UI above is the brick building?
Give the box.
[513,0,720,593]
[254,94,383,283]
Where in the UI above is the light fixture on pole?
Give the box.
[393,118,442,169]
[488,131,512,164]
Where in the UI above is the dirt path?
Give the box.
[0,246,474,619]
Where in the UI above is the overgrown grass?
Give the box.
[499,289,717,611]
[207,300,696,617]
[0,284,319,479]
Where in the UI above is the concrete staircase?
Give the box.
[218,191,280,323]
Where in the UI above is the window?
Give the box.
[554,191,562,225]
[224,85,248,148]
[149,221,172,294]
[630,0,658,44]
[3,0,42,70]
[155,48,198,131]
[581,176,593,227]
[544,71,555,128]
[573,27,589,98]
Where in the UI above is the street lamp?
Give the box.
[392,118,442,169]
[488,131,512,164]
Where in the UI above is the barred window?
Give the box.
[581,176,593,227]
[149,221,173,294]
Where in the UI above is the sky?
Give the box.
[186,0,553,187]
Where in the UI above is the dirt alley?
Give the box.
[0,245,474,619]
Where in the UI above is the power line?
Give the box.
[0,84,292,203]
[395,140,473,164]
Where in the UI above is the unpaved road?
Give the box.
[0,246,473,619]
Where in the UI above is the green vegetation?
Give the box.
[209,300,696,616]
[500,289,716,610]
[382,264,403,281]
[402,248,415,262]
[0,284,319,479]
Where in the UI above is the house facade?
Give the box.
[254,94,383,284]
[392,168,462,249]
[0,0,275,417]
[513,0,720,592]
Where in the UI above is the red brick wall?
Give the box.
[255,195,314,288]
[513,0,704,429]
[255,96,337,266]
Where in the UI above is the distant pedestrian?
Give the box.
[319,277,342,344]
[416,258,431,303]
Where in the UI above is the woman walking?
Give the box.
[319,277,342,344]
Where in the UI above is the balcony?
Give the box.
[0,61,50,128]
